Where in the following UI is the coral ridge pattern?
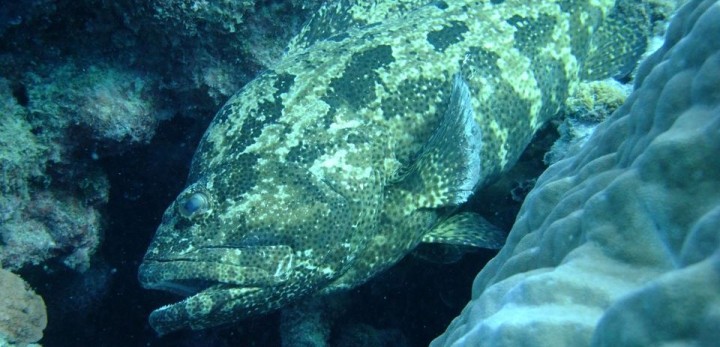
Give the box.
[432,0,720,345]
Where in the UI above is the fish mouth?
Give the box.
[138,245,295,335]
[145,279,266,335]
[145,280,264,335]
[139,244,295,291]
[138,259,267,294]
[142,276,220,297]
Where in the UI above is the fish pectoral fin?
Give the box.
[422,212,505,249]
[394,74,483,209]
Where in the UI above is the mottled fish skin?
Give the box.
[139,0,650,335]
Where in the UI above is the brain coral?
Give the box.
[431,0,720,346]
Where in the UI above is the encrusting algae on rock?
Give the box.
[139,0,654,335]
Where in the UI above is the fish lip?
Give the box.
[140,257,283,335]
[142,275,219,296]
[138,245,305,335]
[138,244,295,294]
[138,259,257,294]
[147,283,264,335]
[139,259,257,334]
[138,259,221,296]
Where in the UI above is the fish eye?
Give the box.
[177,191,210,218]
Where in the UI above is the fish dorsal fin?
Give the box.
[581,1,651,80]
[288,0,434,52]
[422,212,505,249]
[392,74,482,209]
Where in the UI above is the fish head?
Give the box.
[138,157,363,335]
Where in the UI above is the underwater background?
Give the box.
[2,0,719,346]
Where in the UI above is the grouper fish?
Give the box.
[139,0,650,335]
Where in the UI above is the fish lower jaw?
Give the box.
[147,285,263,335]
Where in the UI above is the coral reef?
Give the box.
[0,79,46,198]
[1,191,103,271]
[0,78,108,272]
[0,268,46,346]
[26,62,159,148]
[544,80,631,165]
[120,0,324,104]
[431,1,720,346]
[150,0,255,34]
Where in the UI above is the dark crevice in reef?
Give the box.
[25,115,218,346]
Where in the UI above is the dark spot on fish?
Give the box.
[238,114,273,150]
[380,77,444,122]
[507,14,556,56]
[426,20,468,52]
[231,73,291,152]
[345,133,366,145]
[210,101,237,126]
[287,140,326,165]
[221,153,259,196]
[273,73,295,97]
[433,1,449,10]
[462,47,502,77]
[174,218,193,232]
[323,107,336,129]
[328,45,394,110]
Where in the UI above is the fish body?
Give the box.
[139,0,649,335]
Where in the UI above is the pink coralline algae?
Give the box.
[0,268,47,344]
